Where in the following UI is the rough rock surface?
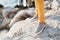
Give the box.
[0,7,20,30]
[9,8,35,27]
[1,13,60,40]
[0,0,60,40]
[2,7,19,19]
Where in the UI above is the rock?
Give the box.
[35,38,42,40]
[36,37,50,40]
[0,18,38,40]
[48,0,53,2]
[0,29,8,36]
[9,8,20,18]
[57,0,60,6]
[44,1,51,10]
[54,35,60,40]
[1,7,60,40]
[2,7,19,19]
[0,7,20,30]
[46,15,60,28]
[0,19,11,30]
[0,30,8,40]
[47,27,59,36]
[1,15,60,40]
[51,0,59,10]
[21,36,35,40]
[2,7,14,19]
[0,8,3,15]
[0,4,4,8]
[0,15,3,24]
[41,37,50,40]
[50,38,54,40]
[9,8,35,27]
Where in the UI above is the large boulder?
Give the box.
[1,15,60,40]
[9,8,35,27]
[2,7,19,19]
[0,7,20,30]
[0,19,11,30]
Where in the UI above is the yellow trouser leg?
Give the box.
[35,0,45,24]
[35,0,39,16]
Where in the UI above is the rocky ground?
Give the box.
[0,0,60,40]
